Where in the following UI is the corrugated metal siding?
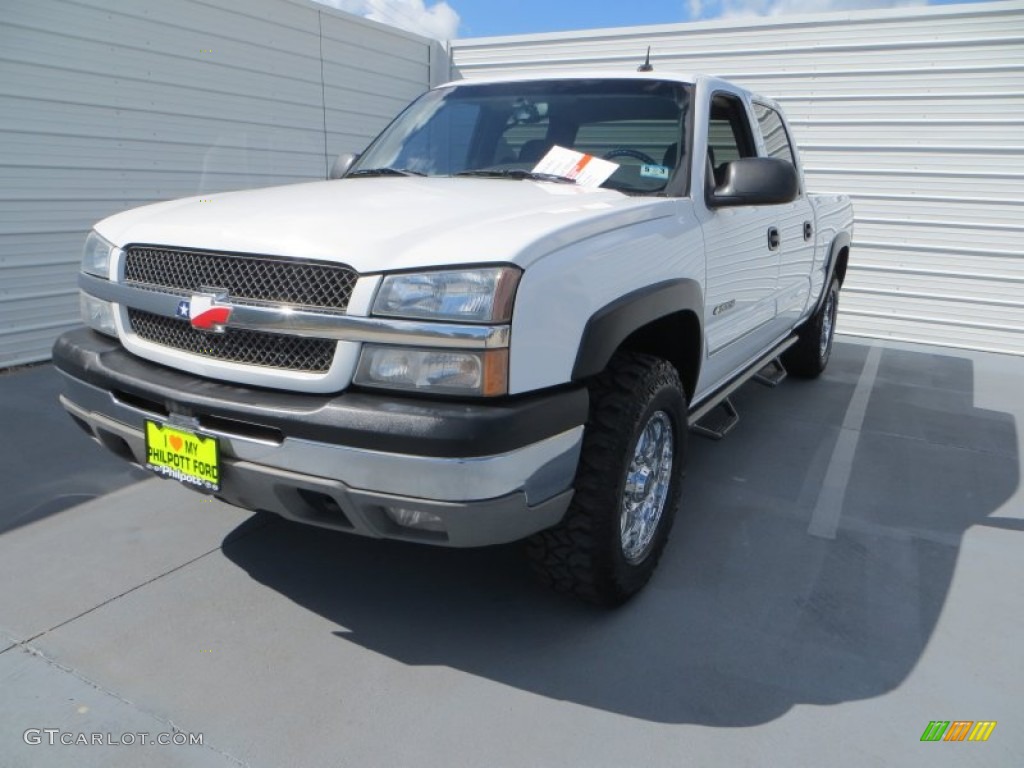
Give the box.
[451,1,1024,355]
[0,0,440,367]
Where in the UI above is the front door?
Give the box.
[698,91,782,389]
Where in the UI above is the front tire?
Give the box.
[526,352,687,606]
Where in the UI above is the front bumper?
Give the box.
[52,328,587,546]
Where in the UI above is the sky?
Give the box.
[315,0,994,40]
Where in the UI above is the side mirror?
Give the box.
[329,152,360,180]
[708,157,798,207]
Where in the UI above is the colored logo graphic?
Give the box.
[178,293,232,332]
[921,721,996,742]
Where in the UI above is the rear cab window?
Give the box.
[752,102,797,166]
[752,101,802,194]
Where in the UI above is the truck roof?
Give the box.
[436,71,766,104]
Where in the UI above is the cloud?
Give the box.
[714,0,928,18]
[687,0,929,20]
[317,0,459,40]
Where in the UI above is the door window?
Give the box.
[707,93,757,189]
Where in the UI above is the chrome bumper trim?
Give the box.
[80,273,511,350]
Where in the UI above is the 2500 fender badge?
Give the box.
[713,299,736,316]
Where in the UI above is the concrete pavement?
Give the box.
[1,338,1021,767]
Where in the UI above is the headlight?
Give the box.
[82,231,115,279]
[373,267,520,323]
[80,292,117,337]
[354,345,508,397]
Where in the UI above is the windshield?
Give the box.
[352,79,692,196]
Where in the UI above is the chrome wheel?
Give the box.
[819,286,837,360]
[528,352,686,604]
[620,410,675,564]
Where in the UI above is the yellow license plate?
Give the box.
[144,420,220,492]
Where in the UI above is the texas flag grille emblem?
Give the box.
[179,294,232,332]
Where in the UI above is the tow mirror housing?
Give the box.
[708,157,798,207]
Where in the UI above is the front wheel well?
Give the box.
[616,310,702,402]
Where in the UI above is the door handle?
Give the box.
[767,227,780,251]
[803,221,813,241]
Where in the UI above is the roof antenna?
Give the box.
[637,46,654,72]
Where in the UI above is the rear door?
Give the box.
[752,101,816,334]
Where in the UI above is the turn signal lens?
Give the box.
[80,292,117,337]
[354,345,508,397]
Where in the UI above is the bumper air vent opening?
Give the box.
[68,413,96,439]
[295,489,354,529]
[199,414,284,445]
[94,428,138,464]
[113,389,169,418]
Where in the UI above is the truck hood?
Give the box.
[95,177,675,272]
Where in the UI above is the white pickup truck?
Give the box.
[54,71,853,604]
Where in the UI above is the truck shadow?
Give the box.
[0,364,149,535]
[221,341,1019,726]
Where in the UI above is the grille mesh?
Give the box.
[124,247,357,311]
[128,309,335,372]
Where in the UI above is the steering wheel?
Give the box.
[602,148,658,164]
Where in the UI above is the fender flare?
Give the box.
[812,231,851,314]
[571,279,704,381]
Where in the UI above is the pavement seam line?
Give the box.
[808,343,884,539]
[21,544,224,647]
[717,480,965,549]
[771,410,1015,460]
[19,515,273,647]
[2,517,272,764]
[14,642,251,767]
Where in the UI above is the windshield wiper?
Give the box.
[454,169,577,185]
[348,168,426,177]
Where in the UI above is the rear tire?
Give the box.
[526,352,687,606]
[783,275,840,378]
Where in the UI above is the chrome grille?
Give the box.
[124,247,357,312]
[128,309,335,372]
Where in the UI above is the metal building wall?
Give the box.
[450,1,1024,355]
[0,0,441,367]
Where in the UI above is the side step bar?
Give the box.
[689,336,798,440]
[753,358,787,388]
[691,397,739,440]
